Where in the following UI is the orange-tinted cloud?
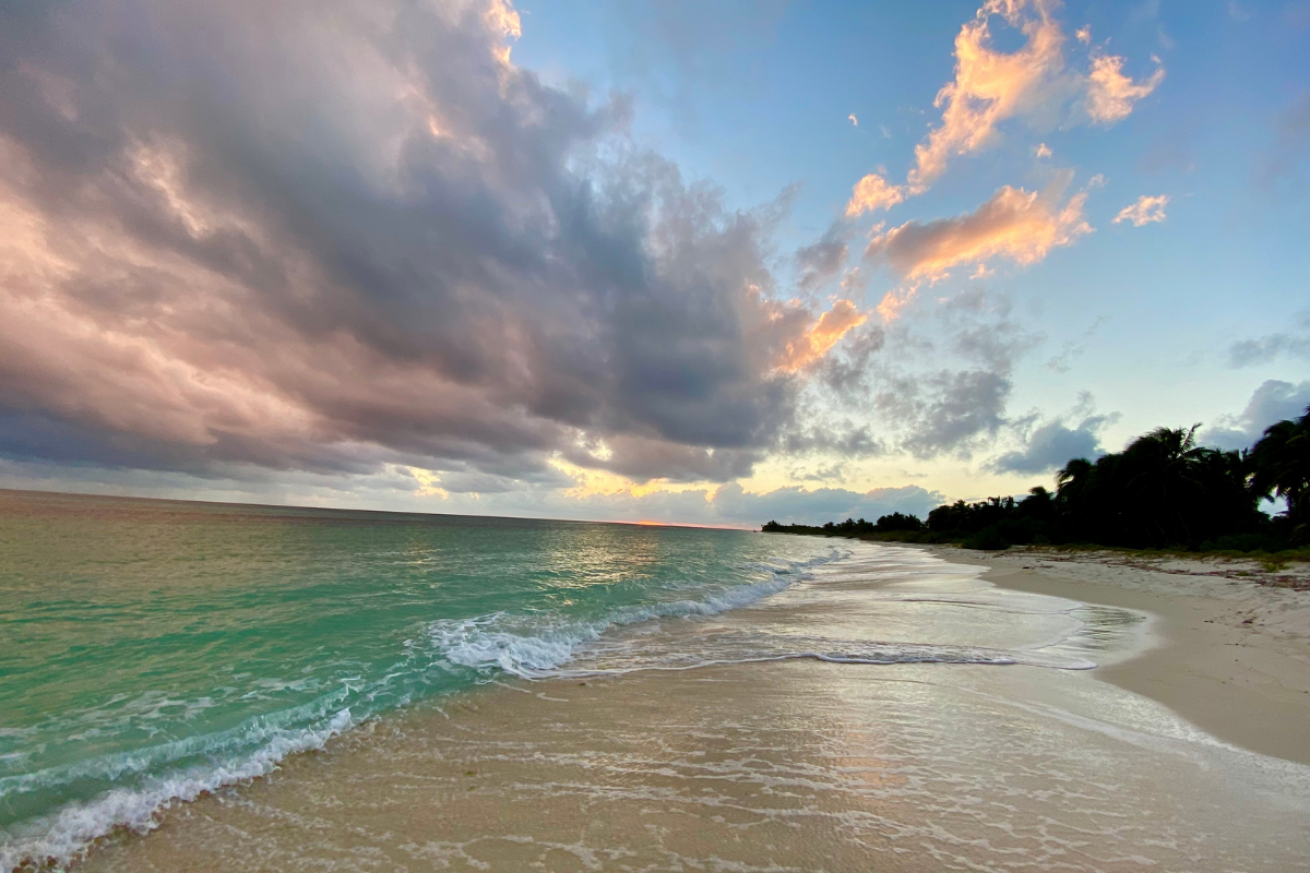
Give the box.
[1086,51,1165,124]
[865,181,1091,281]
[839,0,1163,215]
[908,0,1066,191]
[875,287,919,323]
[845,173,906,217]
[485,0,523,65]
[1112,194,1169,226]
[775,300,868,371]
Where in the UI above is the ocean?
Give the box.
[0,490,847,868]
[4,489,1309,872]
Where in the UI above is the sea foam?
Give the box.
[0,709,352,872]
[427,550,843,677]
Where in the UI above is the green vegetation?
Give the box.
[762,512,923,538]
[763,407,1310,554]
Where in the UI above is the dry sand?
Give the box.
[914,545,1310,766]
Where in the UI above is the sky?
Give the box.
[0,0,1307,527]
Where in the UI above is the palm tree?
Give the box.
[1114,424,1262,547]
[1052,426,1257,548]
[1055,458,1093,497]
[1249,407,1310,541]
[1121,425,1208,545]
[1055,457,1096,540]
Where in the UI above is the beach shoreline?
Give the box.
[67,539,1310,873]
[59,540,1310,873]
[904,543,1310,766]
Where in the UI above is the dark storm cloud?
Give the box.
[0,0,848,485]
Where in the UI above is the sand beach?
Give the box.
[73,542,1310,873]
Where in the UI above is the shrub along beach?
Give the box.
[765,406,1310,556]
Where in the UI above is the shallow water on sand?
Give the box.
[76,543,1310,872]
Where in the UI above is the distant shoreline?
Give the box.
[764,524,1310,565]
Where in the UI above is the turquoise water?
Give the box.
[0,490,842,868]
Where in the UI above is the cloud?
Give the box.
[838,1,1162,210]
[436,468,567,494]
[993,415,1109,473]
[848,113,859,126]
[1035,142,1052,158]
[549,479,946,527]
[1201,380,1310,450]
[863,289,1038,458]
[908,0,1067,191]
[887,370,1011,459]
[794,226,849,289]
[1226,313,1310,367]
[0,0,861,491]
[778,418,885,458]
[809,322,887,396]
[1112,193,1169,226]
[839,267,865,293]
[864,178,1092,281]
[1085,51,1165,124]
[563,435,762,484]
[875,287,919,323]
[774,300,869,372]
[715,482,944,526]
[844,173,905,217]
[787,462,847,482]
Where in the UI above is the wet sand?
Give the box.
[919,544,1310,766]
[78,545,1310,872]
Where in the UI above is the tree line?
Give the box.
[762,406,1310,552]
